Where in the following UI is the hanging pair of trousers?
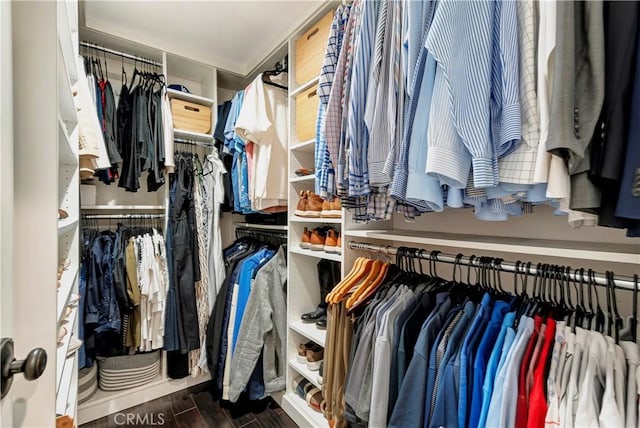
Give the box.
[172,156,200,352]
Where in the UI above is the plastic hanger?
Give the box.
[589,269,605,333]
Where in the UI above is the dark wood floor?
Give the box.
[80,384,298,428]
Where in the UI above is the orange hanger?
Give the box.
[328,258,375,304]
[345,259,383,307]
[346,261,390,310]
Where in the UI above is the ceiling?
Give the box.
[81,0,324,77]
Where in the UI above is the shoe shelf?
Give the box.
[288,359,322,390]
[290,216,342,224]
[56,305,79,393]
[56,353,77,415]
[290,246,343,262]
[58,216,79,235]
[57,264,79,322]
[290,320,326,348]
[282,392,328,428]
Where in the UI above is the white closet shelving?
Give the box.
[283,6,339,427]
[57,0,80,423]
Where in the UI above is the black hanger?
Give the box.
[589,269,605,333]
[606,271,622,343]
[262,62,288,91]
[632,274,638,342]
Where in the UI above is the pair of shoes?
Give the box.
[320,197,342,218]
[296,342,324,371]
[296,341,320,363]
[300,227,341,253]
[57,258,71,289]
[294,377,315,399]
[295,191,323,217]
[305,387,323,413]
[294,167,315,176]
[295,191,343,218]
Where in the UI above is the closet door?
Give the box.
[1,2,59,427]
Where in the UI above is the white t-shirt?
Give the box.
[235,73,288,210]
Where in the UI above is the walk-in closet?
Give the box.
[1,1,638,428]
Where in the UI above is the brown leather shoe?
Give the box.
[294,190,308,217]
[305,192,323,217]
[324,228,339,253]
[321,197,342,218]
[336,232,342,254]
[300,227,312,249]
[309,228,326,251]
[306,347,324,371]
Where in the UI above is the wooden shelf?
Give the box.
[281,393,327,428]
[288,360,322,390]
[343,230,640,264]
[290,216,342,224]
[290,139,315,153]
[290,246,342,262]
[290,76,319,98]
[173,128,214,143]
[57,264,78,322]
[290,320,325,347]
[166,88,215,106]
[56,306,78,391]
[290,175,315,183]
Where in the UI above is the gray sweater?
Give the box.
[228,247,287,402]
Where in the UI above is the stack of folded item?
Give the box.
[97,351,160,392]
[78,362,98,404]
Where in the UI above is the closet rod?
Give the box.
[347,241,639,291]
[174,139,216,148]
[79,41,162,67]
[82,214,164,220]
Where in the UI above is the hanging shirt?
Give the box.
[235,73,288,210]
[575,331,608,427]
[425,0,497,189]
[486,315,534,428]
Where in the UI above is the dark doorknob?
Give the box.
[1,338,47,399]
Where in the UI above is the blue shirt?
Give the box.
[231,248,274,351]
[429,300,477,428]
[458,293,492,428]
[389,293,451,428]
[468,300,511,428]
[477,311,516,428]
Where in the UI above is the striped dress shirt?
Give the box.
[490,0,521,159]
[315,5,351,197]
[322,0,361,197]
[425,0,498,189]
[344,0,378,196]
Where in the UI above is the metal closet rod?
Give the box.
[80,41,162,67]
[347,241,639,291]
[174,139,216,148]
[82,214,164,220]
